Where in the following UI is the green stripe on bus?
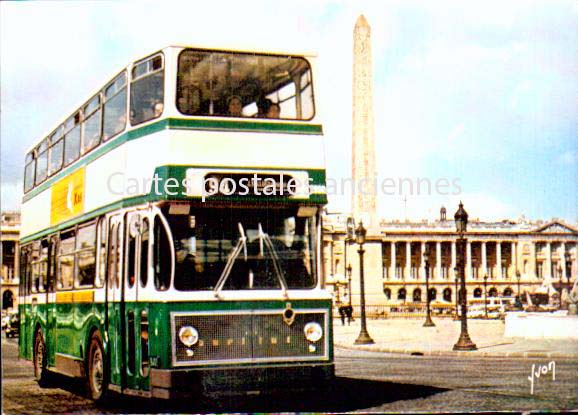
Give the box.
[22,118,323,202]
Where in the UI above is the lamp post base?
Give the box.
[453,332,477,351]
[423,315,435,327]
[354,329,375,345]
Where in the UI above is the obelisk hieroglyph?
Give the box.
[352,14,377,231]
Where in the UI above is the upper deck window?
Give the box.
[103,72,127,141]
[82,94,102,154]
[48,127,64,176]
[130,54,164,126]
[63,113,81,166]
[176,50,315,120]
[35,139,49,185]
[24,151,36,192]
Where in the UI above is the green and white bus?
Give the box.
[18,45,333,400]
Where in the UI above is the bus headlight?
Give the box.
[303,322,323,342]
[178,326,199,347]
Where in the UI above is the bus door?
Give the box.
[46,236,58,366]
[122,212,149,390]
[105,215,124,387]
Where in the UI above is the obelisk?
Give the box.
[352,14,377,231]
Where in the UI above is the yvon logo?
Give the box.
[50,168,85,225]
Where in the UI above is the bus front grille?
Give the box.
[171,310,328,366]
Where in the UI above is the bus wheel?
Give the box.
[87,331,107,402]
[33,330,50,386]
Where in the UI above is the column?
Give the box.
[390,241,396,279]
[481,242,487,277]
[420,241,426,279]
[436,241,441,280]
[530,242,537,279]
[451,241,456,279]
[512,241,517,275]
[466,241,472,280]
[561,242,566,281]
[496,242,502,279]
[406,241,411,279]
[546,242,552,279]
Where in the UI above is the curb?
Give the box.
[334,342,578,359]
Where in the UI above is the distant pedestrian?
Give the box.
[345,305,352,324]
[338,305,346,325]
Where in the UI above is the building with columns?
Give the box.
[323,208,577,309]
[1,212,20,311]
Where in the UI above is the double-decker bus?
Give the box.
[18,45,332,401]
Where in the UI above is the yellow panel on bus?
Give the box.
[50,168,85,225]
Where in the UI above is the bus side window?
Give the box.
[39,239,49,292]
[130,54,164,126]
[19,246,30,296]
[96,218,107,288]
[153,216,170,291]
[35,139,49,185]
[63,113,81,167]
[82,94,102,154]
[30,242,41,293]
[107,223,118,288]
[140,217,150,288]
[76,223,97,287]
[103,72,127,142]
[48,236,58,292]
[24,151,36,193]
[126,214,138,288]
[48,127,64,176]
[58,230,76,290]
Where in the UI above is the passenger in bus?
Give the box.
[266,102,281,119]
[153,102,164,118]
[227,95,243,117]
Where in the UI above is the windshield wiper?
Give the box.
[259,224,289,299]
[213,223,247,298]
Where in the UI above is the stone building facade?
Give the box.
[322,209,578,310]
[1,212,20,311]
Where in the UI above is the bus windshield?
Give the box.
[166,207,317,291]
[176,49,314,120]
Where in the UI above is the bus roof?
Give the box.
[24,45,318,154]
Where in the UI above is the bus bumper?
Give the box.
[150,362,334,399]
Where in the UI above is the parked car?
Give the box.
[468,298,505,319]
[5,313,19,338]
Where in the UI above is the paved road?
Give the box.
[2,337,577,413]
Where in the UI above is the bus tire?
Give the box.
[33,330,50,386]
[86,331,107,402]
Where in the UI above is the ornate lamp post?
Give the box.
[423,246,435,327]
[354,221,374,345]
[344,217,354,288]
[347,264,353,306]
[453,202,477,351]
[483,274,488,319]
[516,271,521,298]
[453,269,459,320]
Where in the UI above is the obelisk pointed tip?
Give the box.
[355,14,369,28]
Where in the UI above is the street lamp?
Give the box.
[453,269,459,320]
[516,270,521,298]
[483,274,488,319]
[452,202,477,351]
[347,264,353,306]
[354,221,374,345]
[344,216,354,290]
[423,246,435,327]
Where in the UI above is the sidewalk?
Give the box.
[333,317,578,358]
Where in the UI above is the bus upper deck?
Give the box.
[21,45,326,242]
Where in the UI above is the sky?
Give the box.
[1,0,577,224]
